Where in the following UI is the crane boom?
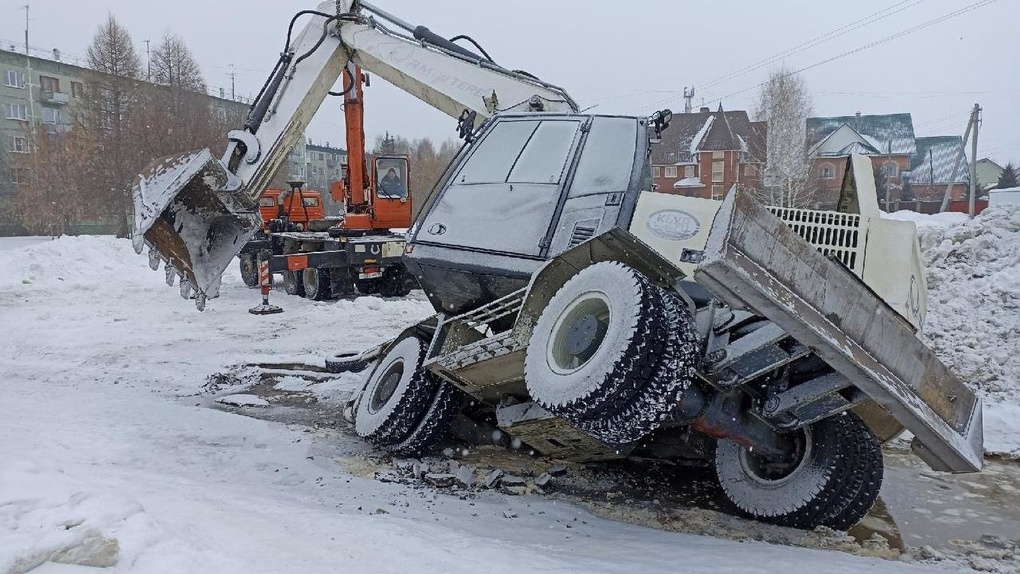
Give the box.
[131,0,578,309]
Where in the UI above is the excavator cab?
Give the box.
[371,156,412,229]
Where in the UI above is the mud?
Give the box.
[207,364,1020,569]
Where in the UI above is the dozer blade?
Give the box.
[696,189,982,473]
[132,148,261,306]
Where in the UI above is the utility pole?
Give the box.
[23,3,35,135]
[969,104,981,218]
[939,104,979,213]
[228,64,236,100]
[144,39,151,82]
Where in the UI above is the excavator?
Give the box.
[132,0,982,531]
[235,63,418,299]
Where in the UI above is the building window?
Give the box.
[684,165,696,178]
[4,103,28,121]
[9,166,30,184]
[712,151,725,159]
[819,164,836,179]
[4,70,25,88]
[41,107,60,124]
[882,161,899,178]
[744,164,758,177]
[712,161,724,183]
[39,75,60,93]
[664,166,677,179]
[7,135,29,153]
[71,81,84,98]
[652,166,661,179]
[711,184,724,200]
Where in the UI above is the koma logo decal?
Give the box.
[646,209,700,241]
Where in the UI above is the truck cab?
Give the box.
[258,188,326,232]
[406,113,650,314]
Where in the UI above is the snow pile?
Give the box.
[887,204,1020,457]
[0,235,148,290]
[1,460,141,572]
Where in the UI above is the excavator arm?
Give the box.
[132,0,577,309]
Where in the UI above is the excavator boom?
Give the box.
[132,0,577,309]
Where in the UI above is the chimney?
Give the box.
[699,106,710,113]
[52,48,61,61]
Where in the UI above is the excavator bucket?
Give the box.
[132,148,261,306]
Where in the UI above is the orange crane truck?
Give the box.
[236,64,417,300]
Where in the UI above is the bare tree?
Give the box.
[753,68,814,208]
[83,14,144,236]
[11,123,99,236]
[150,32,206,93]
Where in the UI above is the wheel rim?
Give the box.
[369,360,404,414]
[546,291,611,375]
[738,427,812,484]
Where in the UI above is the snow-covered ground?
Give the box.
[1,204,1017,572]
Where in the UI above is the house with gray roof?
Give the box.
[649,104,766,200]
[806,113,916,206]
[908,136,970,201]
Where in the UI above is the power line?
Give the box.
[648,0,999,114]
[696,0,925,93]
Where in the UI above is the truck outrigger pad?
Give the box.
[695,189,983,473]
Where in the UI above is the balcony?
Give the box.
[40,91,70,105]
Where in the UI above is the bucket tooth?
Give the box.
[165,264,177,287]
[148,247,161,271]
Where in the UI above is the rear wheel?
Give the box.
[714,412,883,530]
[283,270,305,296]
[388,381,462,458]
[303,267,331,300]
[239,254,259,288]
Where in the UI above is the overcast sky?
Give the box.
[2,0,1018,163]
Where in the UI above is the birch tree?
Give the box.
[753,68,814,208]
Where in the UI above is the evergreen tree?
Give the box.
[996,163,1018,189]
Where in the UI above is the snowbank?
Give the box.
[887,204,1020,457]
[0,235,148,290]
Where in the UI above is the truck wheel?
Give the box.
[577,291,700,444]
[283,271,305,296]
[388,382,462,458]
[524,262,666,422]
[354,336,440,446]
[714,411,883,530]
[239,254,259,288]
[303,268,331,300]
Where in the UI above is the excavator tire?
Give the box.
[283,271,305,297]
[354,335,440,446]
[524,262,665,421]
[387,381,462,458]
[577,290,700,444]
[303,267,332,300]
[239,253,259,288]
[714,411,884,530]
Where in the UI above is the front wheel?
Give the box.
[354,336,440,446]
[714,411,883,530]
